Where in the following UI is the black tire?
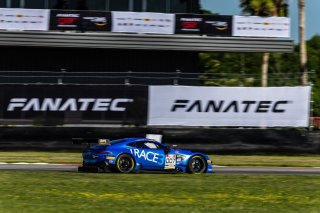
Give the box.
[187,155,206,174]
[115,154,135,173]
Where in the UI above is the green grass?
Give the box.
[0,152,320,167]
[0,172,319,213]
[0,152,81,164]
[210,155,320,167]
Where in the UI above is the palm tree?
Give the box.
[240,0,288,87]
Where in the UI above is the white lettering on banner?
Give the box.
[41,98,63,111]
[112,11,175,34]
[148,86,311,127]
[130,149,159,163]
[7,98,134,112]
[171,100,291,113]
[93,99,111,111]
[56,14,80,18]
[59,98,77,111]
[0,8,50,31]
[110,99,134,111]
[180,18,202,22]
[232,16,290,38]
[78,99,95,111]
[7,98,27,111]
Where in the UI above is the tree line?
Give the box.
[199,35,320,116]
[199,0,318,116]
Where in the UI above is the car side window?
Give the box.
[143,141,162,149]
[127,141,147,148]
[127,141,163,149]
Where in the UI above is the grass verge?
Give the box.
[1,152,320,167]
[0,172,319,213]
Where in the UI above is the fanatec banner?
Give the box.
[148,86,311,127]
[112,11,175,34]
[0,85,148,125]
[0,8,50,30]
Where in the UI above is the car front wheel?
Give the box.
[187,155,206,174]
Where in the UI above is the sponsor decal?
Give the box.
[233,16,290,37]
[83,16,107,26]
[112,12,175,34]
[130,148,163,165]
[148,86,310,127]
[0,85,148,125]
[56,13,80,27]
[6,98,133,112]
[181,21,200,29]
[0,8,50,30]
[175,14,203,33]
[164,154,176,169]
[202,15,232,36]
[206,21,228,30]
[171,100,291,113]
[50,10,111,31]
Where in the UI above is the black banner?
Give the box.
[49,10,111,31]
[175,14,204,34]
[202,15,232,36]
[0,85,147,125]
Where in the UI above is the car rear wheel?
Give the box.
[115,154,135,173]
[187,155,206,174]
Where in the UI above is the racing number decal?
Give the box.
[164,154,176,169]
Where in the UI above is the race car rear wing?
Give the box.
[72,138,110,146]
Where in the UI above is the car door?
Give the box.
[128,140,166,170]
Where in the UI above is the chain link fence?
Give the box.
[0,70,316,86]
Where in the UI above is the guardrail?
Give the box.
[0,71,315,86]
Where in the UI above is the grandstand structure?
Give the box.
[0,0,293,85]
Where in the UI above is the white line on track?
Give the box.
[0,162,65,166]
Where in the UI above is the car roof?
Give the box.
[110,138,157,145]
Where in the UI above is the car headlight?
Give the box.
[176,154,187,162]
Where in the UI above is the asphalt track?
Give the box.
[1,163,320,175]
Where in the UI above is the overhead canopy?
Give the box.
[0,31,293,52]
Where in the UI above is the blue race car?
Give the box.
[73,138,213,174]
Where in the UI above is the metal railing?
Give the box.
[0,70,316,86]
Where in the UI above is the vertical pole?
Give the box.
[261,53,269,87]
[105,0,109,11]
[6,0,11,8]
[309,83,314,131]
[44,0,49,9]
[125,71,131,85]
[174,69,180,85]
[166,0,170,13]
[58,68,65,84]
[129,0,133,11]
[142,0,147,12]
[299,0,308,85]
[20,0,25,8]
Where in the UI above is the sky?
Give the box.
[201,0,320,43]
